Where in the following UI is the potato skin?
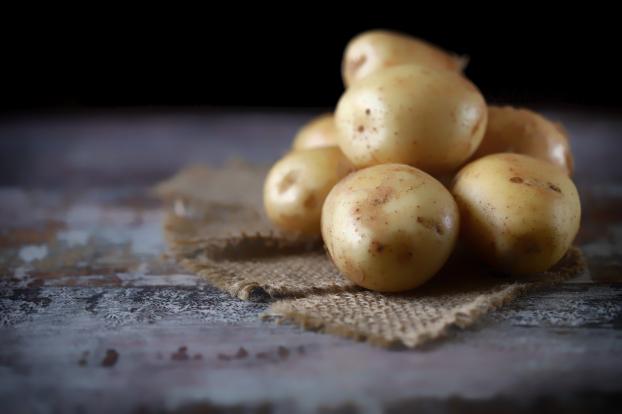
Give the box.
[451,153,580,275]
[292,113,338,150]
[322,164,459,292]
[335,64,487,174]
[471,106,574,175]
[342,30,465,87]
[263,147,354,235]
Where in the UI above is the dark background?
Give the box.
[2,11,620,112]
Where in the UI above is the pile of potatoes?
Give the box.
[263,30,581,293]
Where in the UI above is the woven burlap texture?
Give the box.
[156,163,585,347]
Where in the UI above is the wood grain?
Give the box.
[0,108,621,413]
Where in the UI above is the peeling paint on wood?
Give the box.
[1,110,621,413]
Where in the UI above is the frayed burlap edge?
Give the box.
[163,211,355,301]
[264,285,521,348]
[263,247,585,348]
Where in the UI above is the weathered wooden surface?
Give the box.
[1,109,621,413]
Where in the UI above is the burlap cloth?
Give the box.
[156,162,585,348]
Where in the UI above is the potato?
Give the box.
[292,113,338,150]
[451,153,580,275]
[342,30,465,87]
[471,106,574,175]
[335,64,487,174]
[264,147,354,235]
[322,164,459,292]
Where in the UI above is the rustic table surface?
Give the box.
[1,108,621,413]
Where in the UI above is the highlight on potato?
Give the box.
[262,29,581,293]
[291,113,338,150]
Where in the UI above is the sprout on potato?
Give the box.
[451,153,580,275]
[263,147,354,235]
[322,164,459,292]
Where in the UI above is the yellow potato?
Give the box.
[322,164,459,292]
[452,153,581,275]
[335,64,487,174]
[472,106,574,175]
[342,30,465,87]
[264,147,354,235]
[292,113,338,150]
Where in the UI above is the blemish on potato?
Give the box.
[510,176,523,184]
[277,170,299,194]
[548,182,562,193]
[417,216,444,235]
[370,185,393,206]
[347,54,367,74]
[371,240,385,253]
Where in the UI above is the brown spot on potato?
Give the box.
[417,216,444,235]
[278,171,299,194]
[357,125,365,133]
[510,177,523,184]
[370,185,393,206]
[365,108,371,115]
[371,240,385,253]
